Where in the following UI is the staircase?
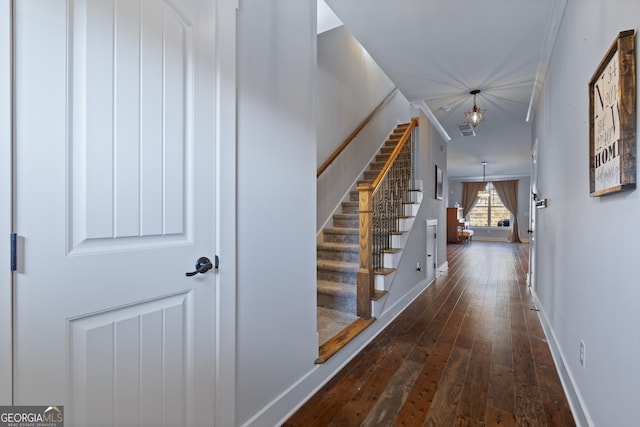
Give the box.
[316,122,415,347]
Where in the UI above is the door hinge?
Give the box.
[434,232,437,239]
[10,233,17,271]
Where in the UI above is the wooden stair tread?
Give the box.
[382,248,401,254]
[373,290,388,300]
[374,267,396,275]
[315,317,376,364]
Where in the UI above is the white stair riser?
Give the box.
[374,270,394,292]
[391,233,408,248]
[371,298,385,318]
[383,251,402,268]
[399,217,415,232]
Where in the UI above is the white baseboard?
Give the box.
[531,290,593,427]
[471,236,508,242]
[437,261,448,276]
[244,277,434,427]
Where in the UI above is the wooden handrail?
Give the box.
[317,88,398,178]
[371,117,418,192]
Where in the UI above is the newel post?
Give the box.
[357,183,374,318]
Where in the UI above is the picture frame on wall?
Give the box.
[588,29,637,196]
[435,165,443,200]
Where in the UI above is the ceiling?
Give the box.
[323,0,567,180]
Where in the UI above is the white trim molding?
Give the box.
[215,0,237,425]
[526,0,567,122]
[532,290,592,427]
[437,260,448,277]
[0,0,13,405]
[410,100,451,142]
[246,276,435,427]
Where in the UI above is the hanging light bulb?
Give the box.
[465,89,485,128]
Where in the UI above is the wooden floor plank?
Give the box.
[422,346,472,426]
[360,359,422,426]
[393,283,473,425]
[457,339,492,422]
[485,405,517,426]
[283,375,362,427]
[514,383,548,426]
[487,363,516,416]
[284,243,575,427]
[327,342,413,426]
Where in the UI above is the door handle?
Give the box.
[186,256,218,277]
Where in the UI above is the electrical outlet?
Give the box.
[579,340,586,368]
[416,262,422,272]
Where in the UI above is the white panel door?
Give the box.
[13,1,221,425]
[426,221,436,283]
[529,138,539,290]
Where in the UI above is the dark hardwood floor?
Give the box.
[284,242,575,426]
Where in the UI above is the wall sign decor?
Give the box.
[589,29,637,196]
[435,165,443,200]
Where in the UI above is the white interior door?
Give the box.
[13,1,225,425]
[426,220,437,283]
[0,0,12,405]
[529,138,539,290]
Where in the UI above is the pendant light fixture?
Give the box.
[465,89,485,128]
[482,161,492,190]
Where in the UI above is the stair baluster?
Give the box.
[357,118,418,318]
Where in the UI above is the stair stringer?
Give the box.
[372,187,423,318]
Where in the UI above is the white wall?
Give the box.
[317,26,396,167]
[532,1,640,425]
[316,26,411,231]
[448,177,531,242]
[417,111,448,272]
[317,90,413,231]
[235,10,447,421]
[236,1,318,425]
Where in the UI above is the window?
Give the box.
[468,185,511,227]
